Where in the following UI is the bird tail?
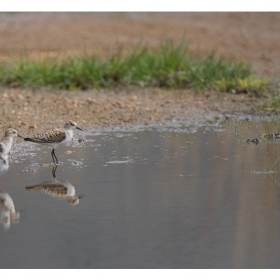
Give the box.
[24,137,45,143]
[26,186,37,190]
[24,137,35,142]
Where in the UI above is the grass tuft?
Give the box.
[0,41,270,94]
[254,82,280,113]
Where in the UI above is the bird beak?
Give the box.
[76,126,83,131]
[17,134,24,138]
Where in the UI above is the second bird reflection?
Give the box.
[0,157,21,229]
[25,165,84,205]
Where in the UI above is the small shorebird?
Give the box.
[26,166,84,205]
[23,121,83,165]
[0,128,23,158]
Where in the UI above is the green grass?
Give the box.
[0,41,269,94]
[254,83,280,114]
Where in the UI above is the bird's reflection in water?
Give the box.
[0,191,21,229]
[26,165,84,205]
[0,157,20,229]
[0,154,9,177]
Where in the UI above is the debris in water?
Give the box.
[263,133,280,139]
[106,159,133,164]
[28,167,36,173]
[252,170,277,175]
[40,163,56,167]
[68,159,83,166]
[246,138,260,145]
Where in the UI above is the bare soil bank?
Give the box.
[0,86,265,145]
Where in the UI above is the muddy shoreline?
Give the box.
[0,86,269,147]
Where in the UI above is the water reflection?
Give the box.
[0,191,21,229]
[0,154,9,177]
[0,157,20,229]
[3,123,280,268]
[25,166,84,205]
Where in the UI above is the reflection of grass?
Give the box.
[257,144,280,193]
[0,41,269,93]
[263,156,280,176]
[260,157,280,188]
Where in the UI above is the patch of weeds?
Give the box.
[256,82,280,113]
[0,40,270,94]
[214,76,269,95]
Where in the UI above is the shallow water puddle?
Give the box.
[2,120,280,268]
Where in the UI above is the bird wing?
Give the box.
[25,129,66,143]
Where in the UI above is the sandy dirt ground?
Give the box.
[0,12,279,144]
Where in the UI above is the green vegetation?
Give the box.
[255,83,280,114]
[0,41,269,94]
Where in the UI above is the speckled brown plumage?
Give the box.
[25,130,66,143]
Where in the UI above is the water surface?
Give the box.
[1,120,280,268]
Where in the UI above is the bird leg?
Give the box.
[51,148,58,165]
[52,165,58,178]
